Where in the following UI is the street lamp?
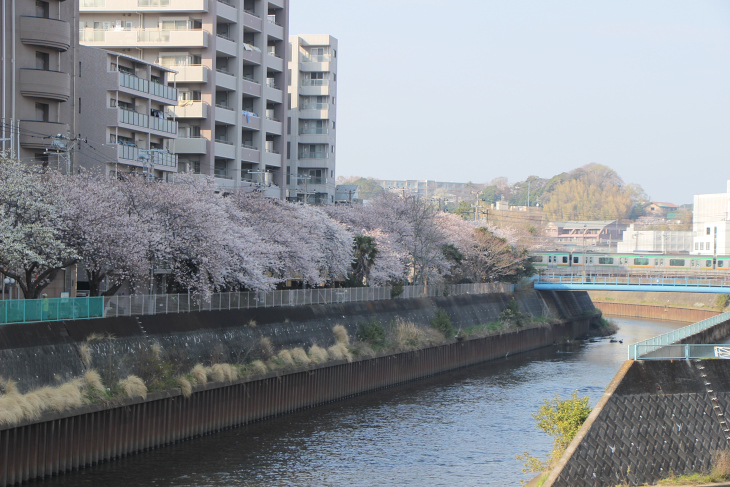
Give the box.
[3,277,16,300]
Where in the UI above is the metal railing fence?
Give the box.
[537,274,730,289]
[0,297,104,324]
[0,282,511,325]
[632,344,730,360]
[627,309,730,360]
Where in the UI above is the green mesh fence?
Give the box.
[0,297,104,324]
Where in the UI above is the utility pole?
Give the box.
[247,169,273,192]
[46,133,84,174]
[295,174,314,204]
[582,224,587,278]
[137,149,171,181]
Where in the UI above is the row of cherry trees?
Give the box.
[0,157,533,299]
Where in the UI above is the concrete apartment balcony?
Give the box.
[264,84,283,103]
[265,54,284,72]
[168,101,208,119]
[299,55,331,73]
[264,117,282,135]
[241,144,260,163]
[264,150,282,167]
[298,130,329,145]
[241,47,262,65]
[241,77,262,97]
[299,80,329,97]
[80,0,208,12]
[243,10,263,31]
[117,144,177,170]
[170,65,208,83]
[20,16,71,51]
[298,105,329,120]
[174,137,207,154]
[216,0,236,21]
[19,121,69,149]
[266,17,284,40]
[213,140,236,159]
[215,34,237,57]
[19,69,71,102]
[241,111,261,130]
[80,28,209,49]
[214,70,237,91]
[214,105,237,125]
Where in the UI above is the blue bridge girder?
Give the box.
[534,274,730,293]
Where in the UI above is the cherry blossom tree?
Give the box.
[0,155,77,298]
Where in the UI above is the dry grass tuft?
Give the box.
[713,450,730,478]
[191,364,207,385]
[0,376,18,396]
[85,332,105,342]
[78,343,93,369]
[83,370,104,392]
[248,319,257,327]
[390,319,445,352]
[259,336,274,360]
[278,349,294,365]
[46,380,85,412]
[308,344,329,364]
[119,376,147,399]
[0,394,25,426]
[151,342,162,360]
[328,342,353,362]
[332,324,350,346]
[177,377,192,398]
[291,347,311,365]
[251,360,268,375]
[210,363,238,382]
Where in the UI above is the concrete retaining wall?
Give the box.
[0,291,597,487]
[594,301,720,322]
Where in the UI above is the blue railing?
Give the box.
[536,274,730,292]
[0,297,104,324]
[627,309,730,360]
[631,344,730,360]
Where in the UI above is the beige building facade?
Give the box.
[80,0,289,197]
[287,35,338,204]
[0,0,79,169]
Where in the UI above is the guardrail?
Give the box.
[632,344,730,360]
[627,308,730,359]
[0,282,512,325]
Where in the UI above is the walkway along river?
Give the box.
[40,317,686,487]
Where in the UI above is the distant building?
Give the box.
[335,184,358,204]
[77,47,179,179]
[544,221,628,247]
[375,179,475,198]
[617,224,692,253]
[644,201,679,217]
[692,181,730,256]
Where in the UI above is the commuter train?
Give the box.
[530,251,729,274]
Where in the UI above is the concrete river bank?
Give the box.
[39,316,685,487]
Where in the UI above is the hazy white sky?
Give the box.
[290,1,730,205]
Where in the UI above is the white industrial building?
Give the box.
[692,181,730,256]
[617,225,692,253]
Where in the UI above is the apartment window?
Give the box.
[79,98,81,114]
[34,153,49,166]
[35,103,49,122]
[333,73,337,82]
[695,242,699,250]
[332,97,336,105]
[286,142,290,160]
[333,121,336,129]
[287,117,291,135]
[311,48,324,56]
[333,49,337,58]
[331,145,335,153]
[35,1,49,19]
[79,61,81,77]
[310,72,325,80]
[36,52,50,71]
[701,242,705,250]
[707,227,711,235]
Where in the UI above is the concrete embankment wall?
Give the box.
[545,359,730,487]
[0,290,593,393]
[594,301,720,322]
[0,291,596,486]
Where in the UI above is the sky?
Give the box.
[290,1,730,205]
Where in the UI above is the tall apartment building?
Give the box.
[287,35,338,204]
[77,46,179,178]
[692,180,730,256]
[0,0,79,169]
[80,0,289,198]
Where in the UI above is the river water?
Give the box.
[46,317,685,487]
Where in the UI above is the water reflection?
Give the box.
[46,317,685,486]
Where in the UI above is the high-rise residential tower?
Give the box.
[0,0,79,168]
[79,0,289,197]
[287,35,337,204]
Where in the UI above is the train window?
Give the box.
[589,257,594,263]
[573,257,579,264]
[598,257,614,265]
[562,256,568,263]
[529,256,543,263]
[669,259,686,267]
[707,260,712,267]
[634,258,649,265]
[720,261,725,268]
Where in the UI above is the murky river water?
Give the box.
[45,317,685,487]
